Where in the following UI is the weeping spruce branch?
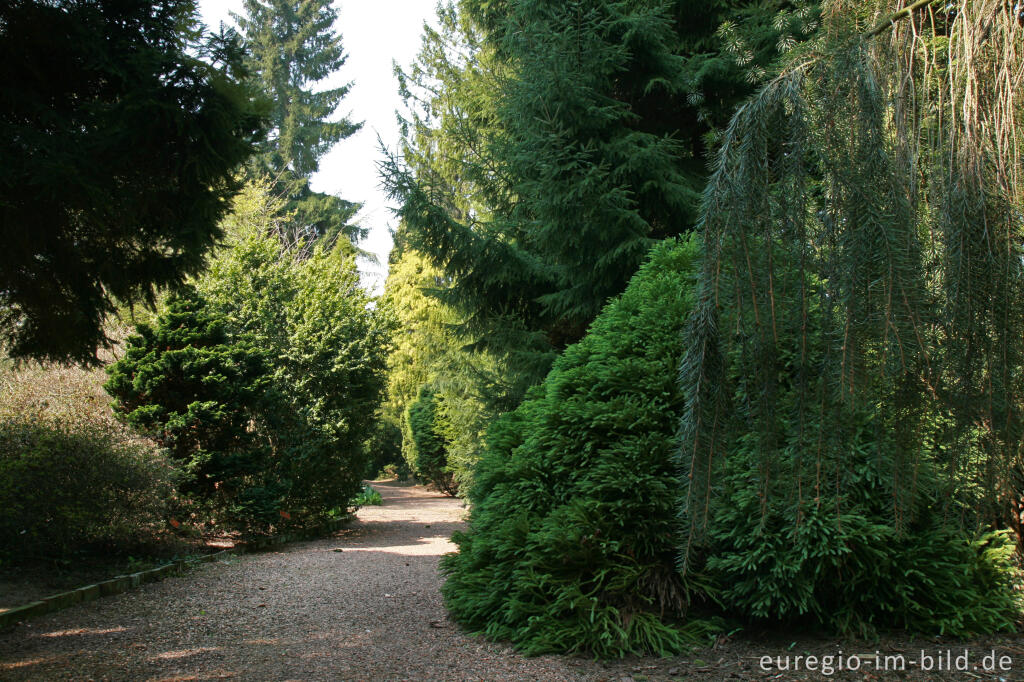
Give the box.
[678,0,1024,572]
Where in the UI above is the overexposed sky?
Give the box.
[198,0,437,292]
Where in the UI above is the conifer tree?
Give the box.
[233,0,362,248]
[0,0,265,364]
[442,237,711,657]
[104,288,282,527]
[385,0,801,402]
[677,0,1024,631]
[199,181,390,494]
[381,234,497,490]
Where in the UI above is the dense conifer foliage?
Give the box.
[104,289,283,528]
[0,0,265,364]
[233,0,363,249]
[442,238,710,657]
[406,386,459,495]
[437,0,1024,654]
[381,0,802,489]
[106,183,390,531]
[380,240,497,489]
[675,0,1024,639]
[199,182,390,520]
[708,435,1020,636]
[385,0,800,400]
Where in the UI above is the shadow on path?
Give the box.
[0,481,595,682]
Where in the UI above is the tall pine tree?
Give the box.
[233,0,363,250]
[385,0,802,404]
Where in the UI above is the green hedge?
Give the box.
[441,237,714,658]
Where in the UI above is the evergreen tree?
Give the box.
[234,0,359,176]
[385,0,798,403]
[233,0,363,248]
[677,0,1024,634]
[104,288,282,526]
[0,0,265,364]
[381,234,499,490]
[442,238,711,657]
[406,386,458,495]
[199,180,391,516]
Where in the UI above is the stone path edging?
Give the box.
[0,513,353,631]
[0,548,239,631]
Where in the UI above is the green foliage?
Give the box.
[706,422,1020,637]
[234,0,359,177]
[353,484,383,507]
[385,0,789,401]
[442,237,712,658]
[233,0,362,248]
[407,386,458,496]
[381,243,496,492]
[104,288,282,528]
[0,0,265,364]
[198,180,391,522]
[676,0,1024,637]
[381,248,457,447]
[0,416,178,561]
[363,419,404,480]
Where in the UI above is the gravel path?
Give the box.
[3,481,1021,681]
[0,482,614,681]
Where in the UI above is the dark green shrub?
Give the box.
[706,416,1021,637]
[407,386,457,495]
[105,288,282,529]
[441,237,714,658]
[0,416,177,560]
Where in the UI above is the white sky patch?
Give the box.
[198,0,437,292]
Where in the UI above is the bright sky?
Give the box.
[198,0,437,292]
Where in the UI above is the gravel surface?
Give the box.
[1,480,1022,681]
[0,482,602,681]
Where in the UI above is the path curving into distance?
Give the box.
[0,482,606,681]
[0,481,1009,681]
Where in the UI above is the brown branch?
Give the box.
[865,0,942,38]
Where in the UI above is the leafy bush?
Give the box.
[407,386,458,495]
[0,416,177,560]
[105,288,283,530]
[197,181,391,519]
[441,237,713,658]
[353,484,383,507]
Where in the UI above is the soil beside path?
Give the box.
[1,481,1022,681]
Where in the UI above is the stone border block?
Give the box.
[99,576,131,597]
[0,602,47,629]
[0,520,339,629]
[43,590,82,610]
[76,584,101,603]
